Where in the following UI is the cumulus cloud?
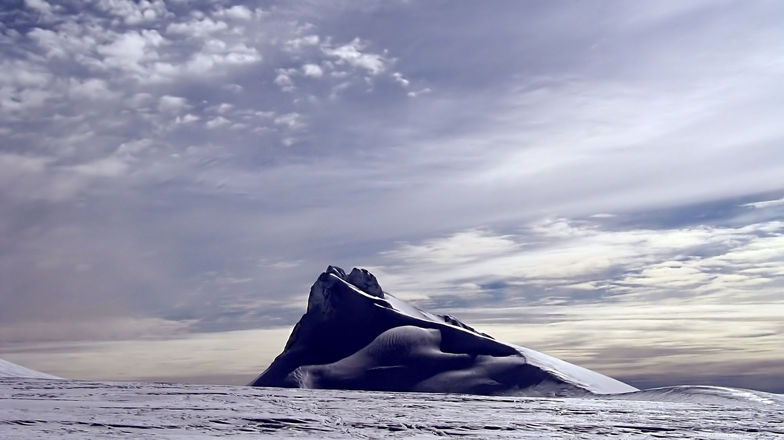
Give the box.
[176,113,200,124]
[94,0,169,25]
[205,116,231,129]
[24,0,55,19]
[158,95,189,113]
[99,29,165,73]
[323,38,388,75]
[285,34,320,52]
[214,5,256,21]
[273,112,304,130]
[274,69,296,92]
[166,17,228,37]
[302,63,323,77]
[391,71,409,87]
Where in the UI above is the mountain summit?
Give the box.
[251,266,636,395]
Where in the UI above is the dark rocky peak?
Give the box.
[325,265,347,279]
[322,265,384,298]
[347,267,384,298]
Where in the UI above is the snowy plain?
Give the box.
[1,378,782,439]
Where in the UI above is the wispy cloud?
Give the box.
[373,218,784,303]
[370,215,784,391]
[1,1,783,390]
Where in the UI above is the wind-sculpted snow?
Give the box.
[290,325,562,395]
[607,385,784,406]
[252,266,636,395]
[0,359,60,380]
[1,378,782,439]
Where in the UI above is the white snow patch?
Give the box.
[0,358,61,379]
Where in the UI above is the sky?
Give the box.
[1,0,783,393]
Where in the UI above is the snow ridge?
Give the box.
[0,358,61,379]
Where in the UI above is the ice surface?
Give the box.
[1,378,781,439]
[252,266,636,395]
[0,359,60,379]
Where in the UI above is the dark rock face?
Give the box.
[346,267,384,298]
[251,266,636,396]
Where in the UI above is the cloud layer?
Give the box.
[1,0,783,392]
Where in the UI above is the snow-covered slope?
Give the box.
[251,266,637,395]
[607,385,784,406]
[0,358,60,379]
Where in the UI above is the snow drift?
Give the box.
[0,358,60,379]
[251,266,636,395]
[605,385,784,406]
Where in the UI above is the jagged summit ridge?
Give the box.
[346,267,384,298]
[305,265,385,316]
[253,266,637,396]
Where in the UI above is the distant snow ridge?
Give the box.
[0,358,60,379]
[251,266,637,395]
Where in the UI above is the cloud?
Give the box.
[166,17,228,37]
[274,69,296,92]
[375,219,784,304]
[24,0,54,19]
[0,317,192,344]
[19,4,263,88]
[476,301,784,391]
[302,63,323,77]
[273,112,304,130]
[158,95,189,113]
[391,72,409,87]
[1,1,783,390]
[1,327,294,384]
[0,152,112,201]
[744,197,784,209]
[69,155,129,178]
[371,216,784,390]
[176,113,200,124]
[214,5,256,21]
[68,78,117,100]
[205,116,231,129]
[323,38,388,75]
[285,34,320,52]
[382,230,519,266]
[93,0,169,25]
[98,29,166,74]
[0,152,52,174]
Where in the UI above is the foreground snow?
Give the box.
[1,378,781,439]
[252,266,635,395]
